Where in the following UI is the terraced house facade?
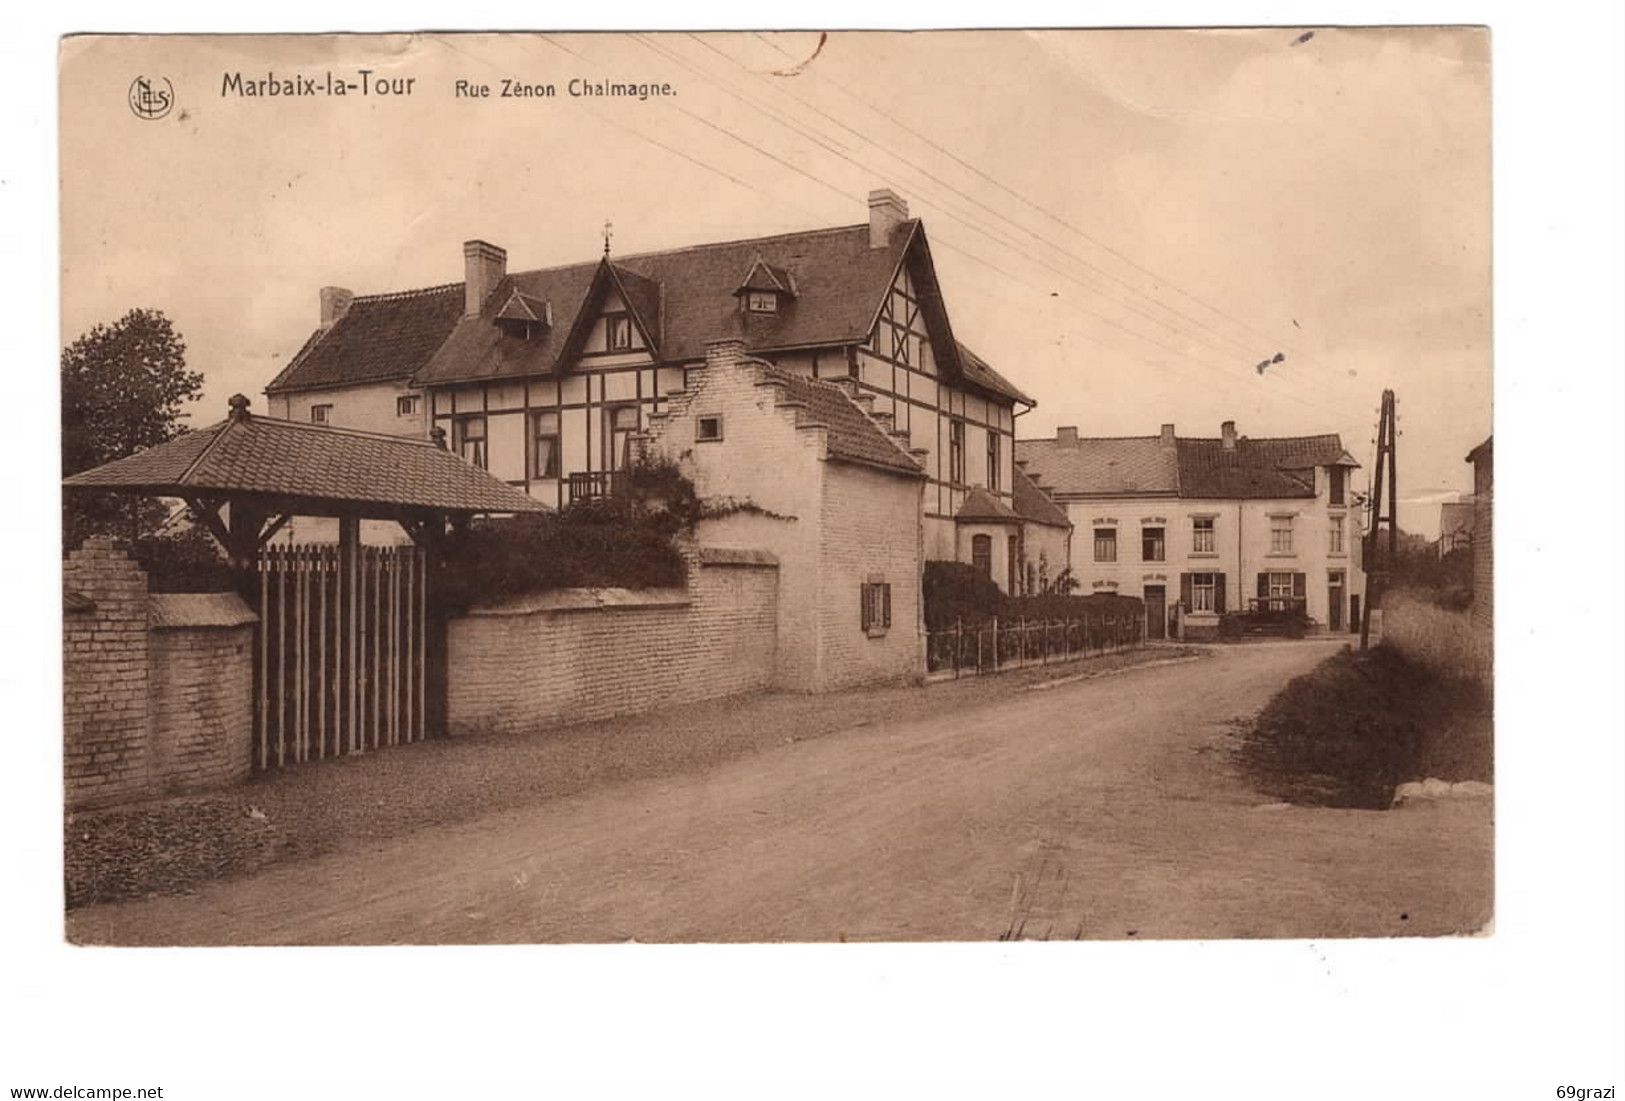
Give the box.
[1017,421,1365,639]
[265,189,1062,591]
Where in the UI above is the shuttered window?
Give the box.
[860,582,892,634]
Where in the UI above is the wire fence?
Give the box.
[926,614,1145,678]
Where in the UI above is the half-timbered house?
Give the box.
[264,189,1056,588]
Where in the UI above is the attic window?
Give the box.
[607,314,633,351]
[746,291,779,314]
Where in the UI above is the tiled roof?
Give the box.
[955,487,1021,523]
[1011,466,1070,528]
[293,220,1031,406]
[63,407,546,515]
[1018,430,1355,501]
[1176,435,1349,499]
[759,366,924,477]
[1015,436,1179,497]
[1466,435,1492,465]
[265,284,465,394]
[149,592,258,629]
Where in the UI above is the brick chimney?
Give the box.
[1160,423,1176,447]
[319,287,353,328]
[704,337,746,372]
[1221,420,1237,450]
[463,239,507,317]
[1056,426,1079,447]
[868,189,909,249]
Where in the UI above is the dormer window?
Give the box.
[733,256,796,315]
[495,290,551,341]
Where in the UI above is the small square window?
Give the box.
[696,414,724,442]
[310,404,332,424]
[396,395,421,417]
[746,292,778,314]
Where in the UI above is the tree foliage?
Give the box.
[61,309,204,546]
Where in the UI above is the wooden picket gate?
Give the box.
[255,543,429,770]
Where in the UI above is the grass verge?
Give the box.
[1237,643,1492,809]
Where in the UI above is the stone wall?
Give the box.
[446,553,779,738]
[63,539,257,808]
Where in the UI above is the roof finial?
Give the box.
[228,394,251,422]
[603,218,613,257]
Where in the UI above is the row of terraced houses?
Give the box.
[265,188,1364,684]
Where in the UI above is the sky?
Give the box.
[59,29,1491,535]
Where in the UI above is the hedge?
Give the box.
[923,559,1143,631]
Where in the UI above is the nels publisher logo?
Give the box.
[128,75,174,120]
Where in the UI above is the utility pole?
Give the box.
[1360,389,1399,649]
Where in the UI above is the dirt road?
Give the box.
[68,641,1491,944]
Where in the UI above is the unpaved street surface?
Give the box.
[69,641,1491,944]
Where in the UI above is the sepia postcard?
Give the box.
[58,28,1493,950]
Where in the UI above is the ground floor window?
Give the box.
[860,581,892,634]
[1191,573,1217,612]
[1267,572,1295,598]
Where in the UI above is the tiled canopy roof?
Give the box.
[63,404,545,516]
[274,220,1031,407]
[265,284,464,394]
[759,366,924,477]
[1015,436,1179,497]
[1011,466,1070,528]
[1017,430,1356,501]
[955,487,1022,524]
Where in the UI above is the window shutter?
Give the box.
[1214,573,1227,614]
[1293,572,1307,599]
[1257,572,1269,599]
[860,584,870,631]
[1180,573,1193,609]
[883,584,892,628]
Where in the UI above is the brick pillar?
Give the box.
[62,537,152,808]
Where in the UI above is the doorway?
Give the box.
[1144,584,1167,640]
[1328,570,1346,632]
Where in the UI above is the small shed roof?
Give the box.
[63,398,546,518]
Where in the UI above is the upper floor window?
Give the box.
[1142,526,1166,562]
[310,404,332,425]
[396,394,420,417]
[971,534,993,577]
[606,313,633,352]
[532,411,560,479]
[986,432,1001,492]
[456,415,488,470]
[1328,514,1345,555]
[1192,515,1215,554]
[1328,466,1346,506]
[1094,528,1117,563]
[746,292,778,314]
[1270,515,1295,555]
[948,420,966,485]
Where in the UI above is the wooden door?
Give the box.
[1144,585,1167,640]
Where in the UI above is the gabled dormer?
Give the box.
[494,288,552,340]
[554,257,663,368]
[733,255,796,316]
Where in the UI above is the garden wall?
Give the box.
[63,538,257,809]
[445,548,779,737]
